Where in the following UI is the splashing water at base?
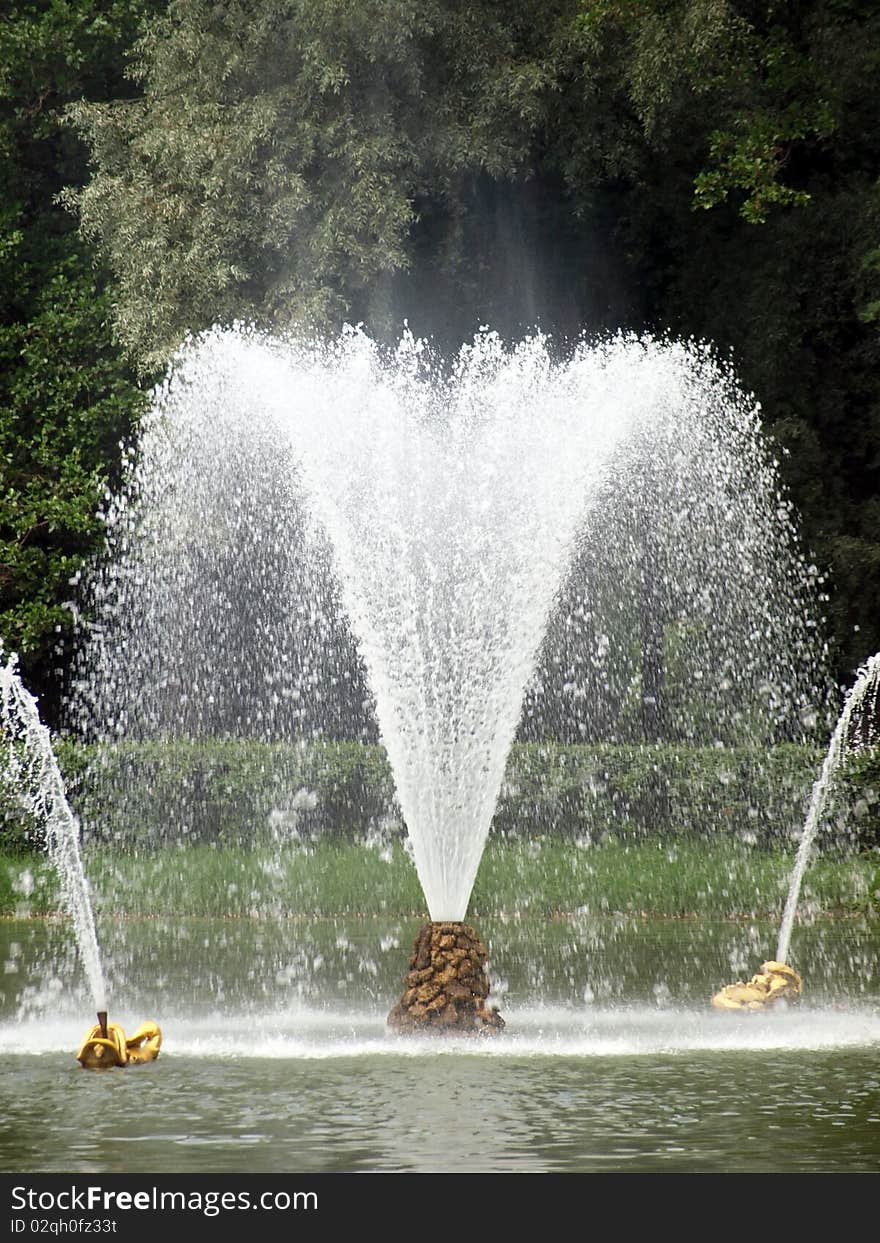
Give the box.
[72,326,830,925]
[6,1001,880,1061]
[1,651,107,1010]
[776,652,880,966]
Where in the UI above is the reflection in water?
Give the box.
[2,1042,880,1174]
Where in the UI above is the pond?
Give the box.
[2,915,879,1174]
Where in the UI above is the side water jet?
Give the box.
[1,650,162,1067]
[776,652,880,966]
[712,653,880,1012]
[1,650,107,1017]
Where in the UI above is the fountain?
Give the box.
[6,326,880,1172]
[63,324,832,1035]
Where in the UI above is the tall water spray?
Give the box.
[71,327,830,924]
[1,651,107,1010]
[776,653,880,966]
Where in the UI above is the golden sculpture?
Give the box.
[76,1016,162,1068]
[711,961,802,1011]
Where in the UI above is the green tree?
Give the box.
[0,1,160,720]
[65,0,562,368]
[62,0,880,693]
[546,1,880,680]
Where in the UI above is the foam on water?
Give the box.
[4,1003,879,1061]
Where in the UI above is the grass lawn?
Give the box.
[2,835,877,921]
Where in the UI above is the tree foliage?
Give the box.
[557,1,880,678]
[0,2,159,718]
[64,0,558,367]
[3,0,879,714]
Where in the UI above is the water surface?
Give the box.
[3,916,879,1173]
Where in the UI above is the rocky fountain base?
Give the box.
[387,922,504,1035]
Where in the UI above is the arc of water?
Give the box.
[71,324,832,929]
[1,650,107,1009]
[776,652,880,965]
[274,330,642,919]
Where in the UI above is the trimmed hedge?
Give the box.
[54,737,397,846]
[3,737,878,853]
[493,742,834,844]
